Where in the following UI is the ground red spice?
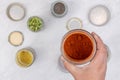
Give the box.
[64,33,93,61]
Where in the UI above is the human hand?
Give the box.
[61,32,108,80]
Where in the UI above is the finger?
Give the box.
[91,51,107,65]
[91,32,105,50]
[61,57,77,74]
[91,32,107,65]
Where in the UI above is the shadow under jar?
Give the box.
[61,29,97,65]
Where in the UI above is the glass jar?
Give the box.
[61,29,97,65]
[16,48,35,68]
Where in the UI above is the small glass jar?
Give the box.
[66,17,83,30]
[27,16,44,32]
[88,5,111,26]
[16,48,35,68]
[51,1,68,17]
[8,31,24,46]
[7,3,26,21]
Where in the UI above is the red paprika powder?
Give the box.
[62,29,96,64]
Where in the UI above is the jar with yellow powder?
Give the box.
[16,48,35,68]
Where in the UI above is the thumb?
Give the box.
[91,32,107,65]
[61,57,77,74]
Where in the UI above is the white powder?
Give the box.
[89,5,110,26]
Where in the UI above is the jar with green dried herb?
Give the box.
[27,16,43,32]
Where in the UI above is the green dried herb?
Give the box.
[28,16,43,32]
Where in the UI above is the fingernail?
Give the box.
[93,32,98,38]
[91,32,94,35]
[92,32,96,35]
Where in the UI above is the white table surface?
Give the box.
[0,0,120,80]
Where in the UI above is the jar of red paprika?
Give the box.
[61,29,97,65]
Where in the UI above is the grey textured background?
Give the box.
[0,0,120,80]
